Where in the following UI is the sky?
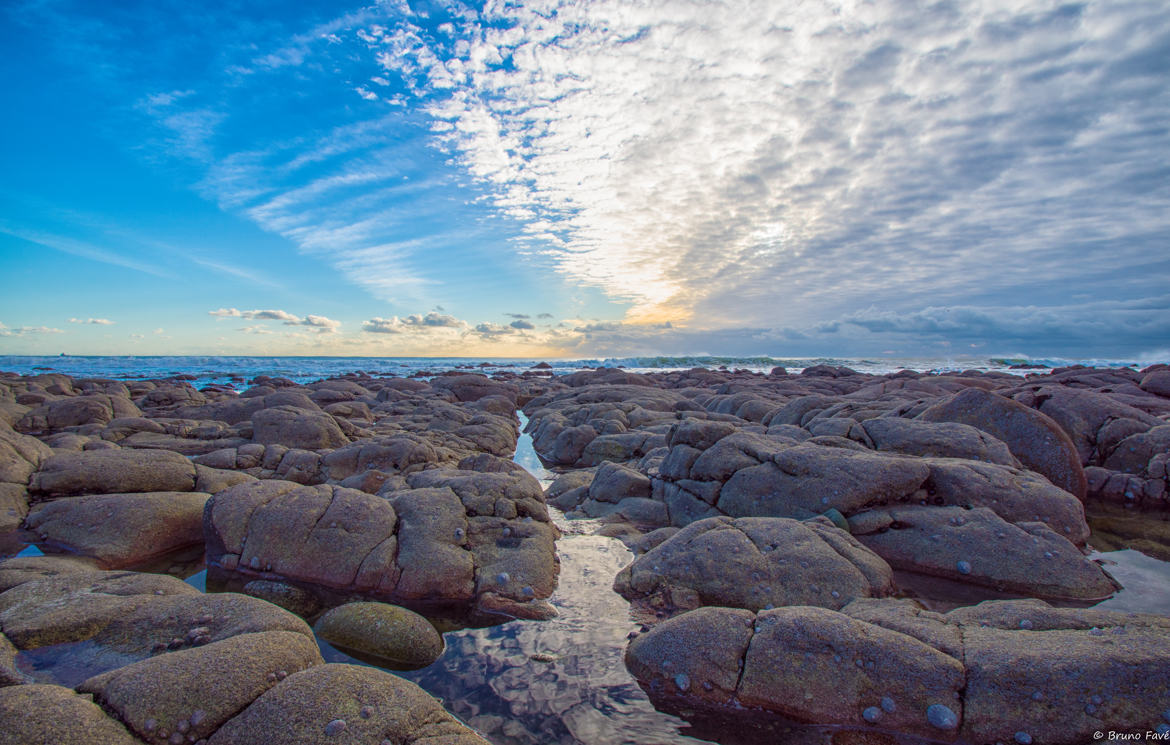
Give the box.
[1,0,1168,360]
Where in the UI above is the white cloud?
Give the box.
[68,317,115,325]
[209,308,340,333]
[365,0,1170,335]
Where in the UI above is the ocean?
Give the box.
[0,353,1161,387]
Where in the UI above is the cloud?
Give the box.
[0,323,64,337]
[537,313,554,319]
[509,319,535,330]
[362,317,402,334]
[365,0,1170,335]
[68,318,115,325]
[401,311,465,328]
[505,313,530,319]
[300,314,342,332]
[209,308,340,332]
[362,311,469,334]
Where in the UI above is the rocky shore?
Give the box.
[1,362,1169,744]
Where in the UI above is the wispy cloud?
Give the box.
[0,323,64,337]
[0,224,172,278]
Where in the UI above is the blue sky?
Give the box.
[1,0,1168,359]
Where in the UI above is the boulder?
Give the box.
[0,684,144,745]
[206,663,490,745]
[625,599,1170,743]
[23,491,210,568]
[313,602,443,669]
[614,516,894,612]
[1140,369,1170,397]
[851,505,1115,600]
[919,387,1086,498]
[251,406,349,450]
[0,554,101,593]
[29,449,197,498]
[78,630,323,744]
[16,394,143,434]
[204,479,557,621]
[861,418,1018,466]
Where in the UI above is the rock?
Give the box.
[614,516,894,613]
[589,462,652,503]
[624,606,755,705]
[0,419,52,485]
[204,479,557,622]
[24,491,210,568]
[430,374,518,404]
[919,387,1086,499]
[16,394,142,434]
[711,439,932,519]
[922,458,1091,544]
[314,602,443,669]
[851,505,1115,600]
[206,663,490,745]
[1015,386,1162,466]
[0,571,313,685]
[959,601,1170,744]
[78,630,323,743]
[242,580,323,618]
[625,597,1170,743]
[252,406,349,450]
[0,683,144,745]
[0,554,101,592]
[29,449,197,498]
[861,418,1018,466]
[1140,369,1170,397]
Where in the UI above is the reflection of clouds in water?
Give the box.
[1093,549,1170,617]
[399,534,708,745]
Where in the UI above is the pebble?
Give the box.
[956,560,972,575]
[1018,619,1034,630]
[324,719,347,736]
[880,696,896,713]
[144,719,157,732]
[926,704,958,730]
[454,527,465,540]
[190,711,206,727]
[360,706,373,719]
[1014,732,1032,744]
[862,706,882,723]
[674,673,690,692]
[497,572,510,584]
[1030,690,1042,701]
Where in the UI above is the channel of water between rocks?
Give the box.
[12,412,1170,745]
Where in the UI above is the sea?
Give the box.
[1,353,1163,387]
